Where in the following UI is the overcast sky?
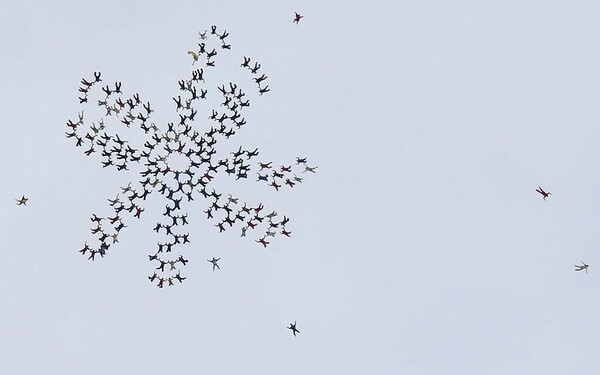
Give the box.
[2,1,600,374]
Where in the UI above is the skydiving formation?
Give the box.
[66,26,317,288]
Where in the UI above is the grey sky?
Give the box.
[2,1,600,373]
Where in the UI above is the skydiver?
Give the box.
[256,237,270,247]
[143,101,153,115]
[281,165,292,172]
[102,85,112,96]
[211,25,218,34]
[241,56,251,68]
[174,271,186,283]
[224,129,236,139]
[206,48,217,59]
[234,211,245,222]
[281,229,292,237]
[303,165,318,173]
[114,81,122,94]
[259,162,272,170]
[288,321,300,336]
[79,242,91,254]
[180,214,189,225]
[198,30,207,39]
[134,207,144,218]
[285,179,295,188]
[535,187,551,200]
[237,204,251,215]
[107,215,121,224]
[206,59,215,67]
[217,113,228,124]
[91,214,103,223]
[224,216,235,227]
[107,195,121,206]
[258,85,270,95]
[222,96,232,107]
[178,255,189,266]
[173,95,183,110]
[208,257,221,271]
[250,62,261,74]
[179,114,187,126]
[575,262,589,273]
[292,11,305,24]
[116,162,128,171]
[120,182,133,193]
[66,119,78,129]
[231,146,243,158]
[194,68,205,82]
[93,71,102,82]
[254,74,268,84]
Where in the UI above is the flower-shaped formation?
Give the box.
[67,26,316,287]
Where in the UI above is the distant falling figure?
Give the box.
[293,12,303,24]
[575,262,589,273]
[287,321,300,336]
[15,195,28,206]
[208,257,221,271]
[535,186,551,200]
